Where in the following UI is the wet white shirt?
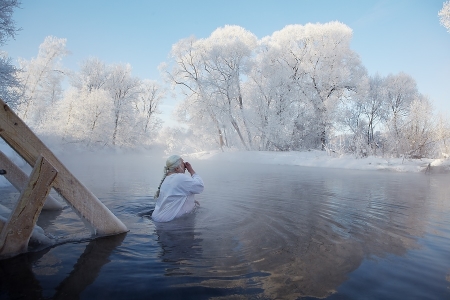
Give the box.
[152,173,204,222]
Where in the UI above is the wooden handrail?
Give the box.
[0,99,127,242]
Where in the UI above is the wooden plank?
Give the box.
[0,99,127,235]
[0,156,57,257]
[0,150,64,210]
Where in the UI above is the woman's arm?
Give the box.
[184,162,204,194]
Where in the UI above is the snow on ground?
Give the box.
[186,150,450,173]
[2,144,450,189]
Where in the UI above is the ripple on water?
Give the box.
[1,158,449,299]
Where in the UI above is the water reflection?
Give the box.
[1,153,449,299]
[0,248,47,299]
[186,163,445,299]
[0,233,126,299]
[154,213,202,276]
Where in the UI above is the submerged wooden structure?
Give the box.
[0,150,63,210]
[0,99,127,258]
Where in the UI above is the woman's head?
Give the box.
[155,154,184,199]
[165,155,183,174]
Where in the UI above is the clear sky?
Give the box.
[3,0,450,120]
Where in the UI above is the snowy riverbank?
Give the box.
[185,149,450,173]
[2,146,450,190]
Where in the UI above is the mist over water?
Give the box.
[1,152,450,299]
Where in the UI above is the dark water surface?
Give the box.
[1,153,449,299]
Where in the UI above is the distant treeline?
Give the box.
[1,18,449,158]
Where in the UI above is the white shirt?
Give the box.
[152,173,204,222]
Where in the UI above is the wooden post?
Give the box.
[0,156,57,257]
[0,150,64,210]
[0,99,127,235]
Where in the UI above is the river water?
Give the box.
[0,152,449,299]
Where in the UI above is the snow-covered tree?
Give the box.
[134,79,165,135]
[0,0,21,104]
[164,26,258,151]
[70,57,109,92]
[39,56,164,149]
[360,74,386,146]
[249,22,366,150]
[401,96,435,158]
[298,22,365,149]
[337,70,443,159]
[166,23,368,152]
[439,1,450,33]
[51,57,115,147]
[15,36,69,127]
[106,63,141,146]
[382,72,420,156]
[434,114,450,158]
[163,36,227,151]
[0,0,20,45]
[42,87,113,148]
[339,73,386,155]
[201,25,257,150]
[0,51,20,104]
[164,23,450,159]
[246,46,306,150]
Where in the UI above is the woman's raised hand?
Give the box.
[184,161,195,176]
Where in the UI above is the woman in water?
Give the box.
[152,155,204,222]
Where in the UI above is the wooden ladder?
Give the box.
[0,99,128,258]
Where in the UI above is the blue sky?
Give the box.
[3,0,450,119]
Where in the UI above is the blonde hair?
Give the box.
[154,155,182,199]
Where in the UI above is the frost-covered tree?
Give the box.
[0,0,21,104]
[246,46,307,150]
[15,36,69,127]
[42,87,113,148]
[106,63,141,146]
[134,79,164,136]
[201,25,257,150]
[399,96,434,158]
[249,22,366,150]
[355,74,385,146]
[0,51,20,103]
[434,114,450,158]
[0,0,20,45]
[163,36,227,150]
[53,57,115,147]
[166,23,366,152]
[165,26,257,151]
[69,61,159,148]
[43,58,163,149]
[337,71,441,158]
[439,1,450,32]
[299,22,365,149]
[338,74,388,156]
[71,57,109,92]
[382,72,420,156]
[164,23,445,157]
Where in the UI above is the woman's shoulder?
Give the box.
[172,173,193,180]
[173,173,202,182]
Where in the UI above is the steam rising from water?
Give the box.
[0,151,449,299]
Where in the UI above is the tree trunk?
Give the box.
[238,94,253,150]
[230,117,249,150]
[112,110,120,146]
